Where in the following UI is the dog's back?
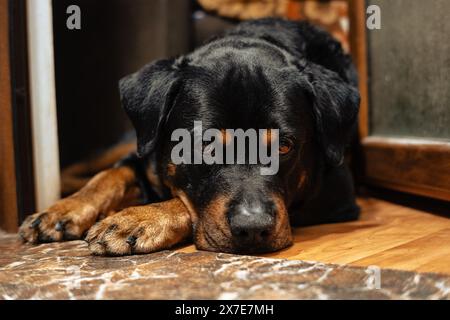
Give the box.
[221,18,358,86]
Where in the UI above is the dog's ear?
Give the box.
[304,63,360,166]
[119,59,181,157]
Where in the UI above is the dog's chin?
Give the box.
[194,230,293,254]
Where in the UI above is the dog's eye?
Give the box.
[279,138,294,155]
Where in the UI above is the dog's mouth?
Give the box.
[194,221,293,254]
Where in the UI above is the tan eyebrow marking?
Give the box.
[262,129,278,146]
[167,162,177,176]
[220,129,232,145]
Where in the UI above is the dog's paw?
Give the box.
[85,201,192,256]
[19,198,99,243]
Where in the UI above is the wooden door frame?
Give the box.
[0,0,19,232]
[348,0,450,201]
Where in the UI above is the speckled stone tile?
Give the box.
[0,231,449,300]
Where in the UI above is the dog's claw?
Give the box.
[55,220,66,232]
[30,216,42,229]
[126,235,137,246]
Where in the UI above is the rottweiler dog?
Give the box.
[20,18,360,255]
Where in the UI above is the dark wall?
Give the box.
[52,0,192,167]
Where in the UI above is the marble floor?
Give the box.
[0,228,449,299]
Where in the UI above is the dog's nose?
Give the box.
[228,204,275,244]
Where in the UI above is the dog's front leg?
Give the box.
[19,165,139,243]
[85,198,192,256]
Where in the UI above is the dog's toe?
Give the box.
[19,212,62,243]
[19,197,100,244]
[86,219,134,256]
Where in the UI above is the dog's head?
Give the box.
[119,52,359,253]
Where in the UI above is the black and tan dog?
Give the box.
[20,18,360,255]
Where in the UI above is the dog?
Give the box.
[20,18,360,255]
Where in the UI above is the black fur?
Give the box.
[114,153,159,204]
[118,18,360,251]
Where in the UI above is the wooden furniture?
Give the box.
[0,0,19,232]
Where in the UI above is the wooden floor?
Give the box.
[177,197,450,275]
